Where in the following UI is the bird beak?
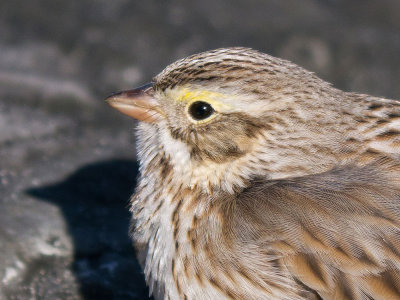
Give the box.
[105,83,162,123]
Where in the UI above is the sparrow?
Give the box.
[106,47,400,300]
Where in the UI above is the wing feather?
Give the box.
[235,158,400,299]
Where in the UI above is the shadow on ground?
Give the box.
[27,159,152,300]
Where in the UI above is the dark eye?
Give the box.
[188,101,214,121]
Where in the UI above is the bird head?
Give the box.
[107,48,361,193]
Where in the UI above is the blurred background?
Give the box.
[0,0,399,299]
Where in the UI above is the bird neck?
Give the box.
[336,94,400,164]
[255,93,400,177]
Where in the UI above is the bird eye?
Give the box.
[188,101,214,121]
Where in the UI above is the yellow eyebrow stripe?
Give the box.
[174,88,232,111]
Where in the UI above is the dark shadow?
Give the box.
[26,159,152,300]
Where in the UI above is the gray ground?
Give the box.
[1,0,399,299]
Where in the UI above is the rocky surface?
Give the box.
[0,0,399,299]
